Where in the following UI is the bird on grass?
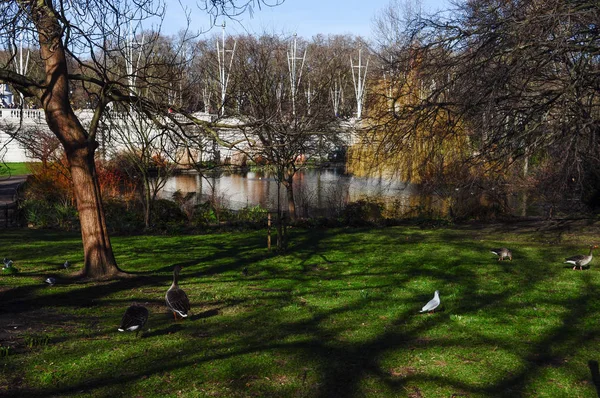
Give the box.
[118,304,149,337]
[420,290,440,313]
[490,248,512,261]
[242,267,248,277]
[2,258,18,274]
[564,245,598,270]
[165,265,190,321]
[45,277,56,285]
[63,260,70,269]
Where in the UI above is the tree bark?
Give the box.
[283,177,297,220]
[31,1,120,278]
[68,144,120,277]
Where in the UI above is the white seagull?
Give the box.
[420,290,440,313]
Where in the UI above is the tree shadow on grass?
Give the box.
[190,308,220,320]
[3,227,600,397]
[143,323,184,338]
[588,360,600,398]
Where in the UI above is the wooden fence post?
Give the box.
[267,212,271,251]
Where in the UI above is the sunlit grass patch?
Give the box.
[1,222,600,397]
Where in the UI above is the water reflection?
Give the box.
[158,168,437,217]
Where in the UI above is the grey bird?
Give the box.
[118,304,149,337]
[63,260,70,269]
[420,290,440,313]
[564,245,598,270]
[3,258,13,269]
[165,265,191,320]
[45,277,56,285]
[490,248,512,261]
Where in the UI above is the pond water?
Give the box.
[158,168,447,218]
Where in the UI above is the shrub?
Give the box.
[341,199,384,226]
[103,200,144,234]
[235,205,268,224]
[150,199,187,231]
[21,198,78,230]
[192,201,218,226]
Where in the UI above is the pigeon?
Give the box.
[490,248,512,261]
[118,305,149,337]
[63,260,70,269]
[2,258,18,274]
[45,277,56,285]
[242,267,248,276]
[420,290,440,313]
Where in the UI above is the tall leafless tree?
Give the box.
[230,34,340,222]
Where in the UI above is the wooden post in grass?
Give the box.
[267,212,272,251]
[282,212,287,250]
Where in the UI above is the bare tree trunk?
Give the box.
[68,145,120,277]
[143,174,152,229]
[283,177,297,220]
[32,1,120,278]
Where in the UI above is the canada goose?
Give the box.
[165,265,190,320]
[118,304,149,337]
[420,290,440,313]
[490,248,512,261]
[564,245,598,270]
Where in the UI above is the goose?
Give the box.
[118,304,149,337]
[490,248,512,261]
[420,290,440,313]
[165,265,190,320]
[565,245,598,270]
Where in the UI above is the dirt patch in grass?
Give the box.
[390,366,418,378]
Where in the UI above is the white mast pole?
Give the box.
[13,34,30,107]
[287,33,306,117]
[351,46,369,119]
[331,74,343,117]
[217,21,236,117]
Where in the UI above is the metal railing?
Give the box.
[0,108,44,121]
[0,185,23,228]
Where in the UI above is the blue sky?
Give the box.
[162,0,450,40]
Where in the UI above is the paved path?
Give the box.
[0,175,27,205]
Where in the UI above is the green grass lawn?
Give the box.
[0,162,32,176]
[1,222,600,397]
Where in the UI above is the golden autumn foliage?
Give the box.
[347,61,472,186]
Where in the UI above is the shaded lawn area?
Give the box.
[1,221,600,397]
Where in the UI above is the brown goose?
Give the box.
[490,248,512,261]
[564,245,598,270]
[166,265,190,320]
[118,304,149,337]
